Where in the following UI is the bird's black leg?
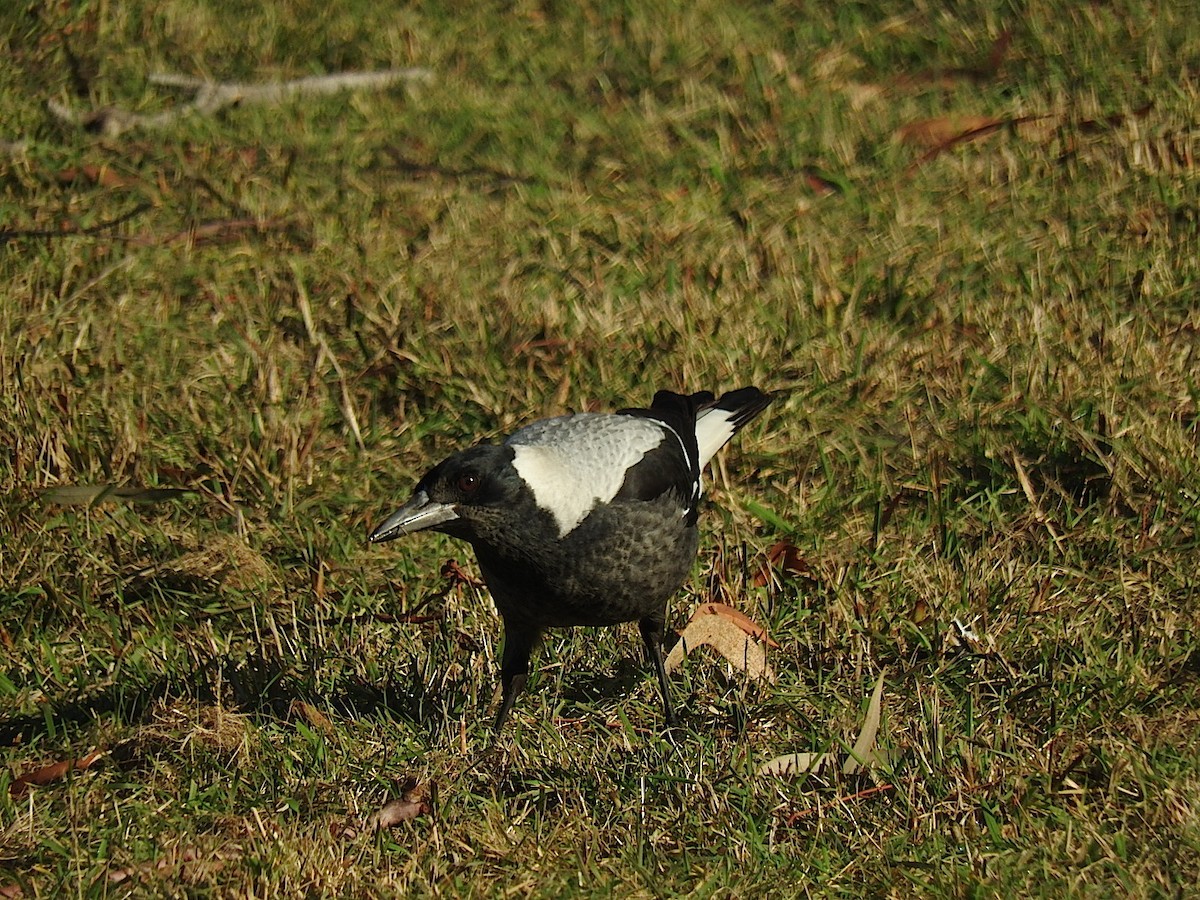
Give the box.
[639,616,676,727]
[494,623,538,733]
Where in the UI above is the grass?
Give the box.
[3,0,1200,895]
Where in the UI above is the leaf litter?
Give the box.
[665,604,776,681]
[759,671,889,778]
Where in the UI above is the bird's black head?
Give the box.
[369,444,521,543]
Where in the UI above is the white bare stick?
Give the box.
[48,68,434,137]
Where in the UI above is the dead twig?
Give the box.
[784,783,896,825]
[49,68,434,137]
[0,202,152,245]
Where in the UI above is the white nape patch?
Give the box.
[507,413,667,536]
[694,405,741,468]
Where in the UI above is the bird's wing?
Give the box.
[505,413,676,536]
[694,387,772,467]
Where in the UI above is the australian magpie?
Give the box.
[369,386,771,731]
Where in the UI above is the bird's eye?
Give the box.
[457,473,480,494]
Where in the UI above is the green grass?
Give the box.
[3,0,1200,895]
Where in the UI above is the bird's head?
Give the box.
[368,444,522,544]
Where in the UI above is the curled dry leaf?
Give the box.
[801,168,844,197]
[370,797,426,830]
[843,671,886,775]
[758,672,889,780]
[10,750,104,798]
[365,779,432,831]
[665,609,775,681]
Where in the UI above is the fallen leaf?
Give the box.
[366,779,431,831]
[843,671,886,774]
[10,750,104,798]
[758,752,835,777]
[55,164,134,189]
[694,602,780,648]
[896,115,1003,148]
[757,673,889,781]
[370,797,426,829]
[801,167,844,197]
[665,612,775,681]
[440,558,482,588]
[291,701,335,736]
[902,113,1051,174]
[754,540,814,587]
[910,597,932,626]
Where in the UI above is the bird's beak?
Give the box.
[369,490,460,543]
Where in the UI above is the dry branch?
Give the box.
[48,68,434,137]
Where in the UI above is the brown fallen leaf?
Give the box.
[910,597,932,626]
[0,882,23,898]
[440,558,482,588]
[370,796,426,830]
[10,750,104,798]
[896,115,1004,148]
[665,611,775,681]
[55,164,135,189]
[801,168,843,197]
[694,602,780,648]
[902,113,1051,174]
[754,540,815,588]
[291,701,335,736]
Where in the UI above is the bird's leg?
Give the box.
[493,623,538,733]
[639,616,676,727]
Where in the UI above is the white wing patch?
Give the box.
[507,413,667,536]
[694,404,741,468]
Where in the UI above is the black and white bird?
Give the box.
[369,386,771,731]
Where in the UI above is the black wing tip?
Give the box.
[636,386,774,429]
[710,386,773,429]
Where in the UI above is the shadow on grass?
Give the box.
[0,647,462,747]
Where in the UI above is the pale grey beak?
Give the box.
[369,490,460,543]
